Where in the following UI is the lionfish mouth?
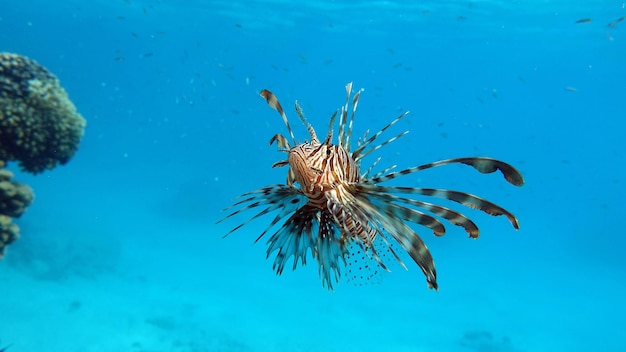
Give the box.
[218,82,524,291]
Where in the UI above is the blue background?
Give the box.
[1,0,625,351]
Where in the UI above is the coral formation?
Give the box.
[0,52,86,174]
[0,160,34,258]
[0,52,84,258]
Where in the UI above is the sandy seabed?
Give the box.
[1,216,625,352]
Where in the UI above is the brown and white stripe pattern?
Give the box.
[219,83,524,291]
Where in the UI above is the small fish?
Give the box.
[115,56,125,62]
[608,16,625,28]
[142,52,153,57]
[0,344,12,352]
[564,86,578,92]
[575,18,592,24]
[130,32,138,38]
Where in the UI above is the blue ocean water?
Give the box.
[1,0,625,350]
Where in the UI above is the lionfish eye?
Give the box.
[326,148,331,156]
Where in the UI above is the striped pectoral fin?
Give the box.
[421,188,520,230]
[221,185,302,211]
[357,185,479,238]
[314,210,347,290]
[221,202,293,238]
[409,237,438,290]
[384,202,447,236]
[367,185,520,230]
[338,184,440,288]
[456,157,525,186]
[395,197,480,238]
[372,231,408,270]
[218,185,304,237]
[266,204,318,276]
[422,204,480,238]
[353,194,438,289]
[368,157,524,188]
[382,213,438,290]
[221,205,275,238]
[254,204,307,244]
[265,204,345,290]
[326,193,391,273]
[336,190,428,274]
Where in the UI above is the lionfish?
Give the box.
[219,83,524,290]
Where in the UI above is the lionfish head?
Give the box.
[288,140,358,195]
